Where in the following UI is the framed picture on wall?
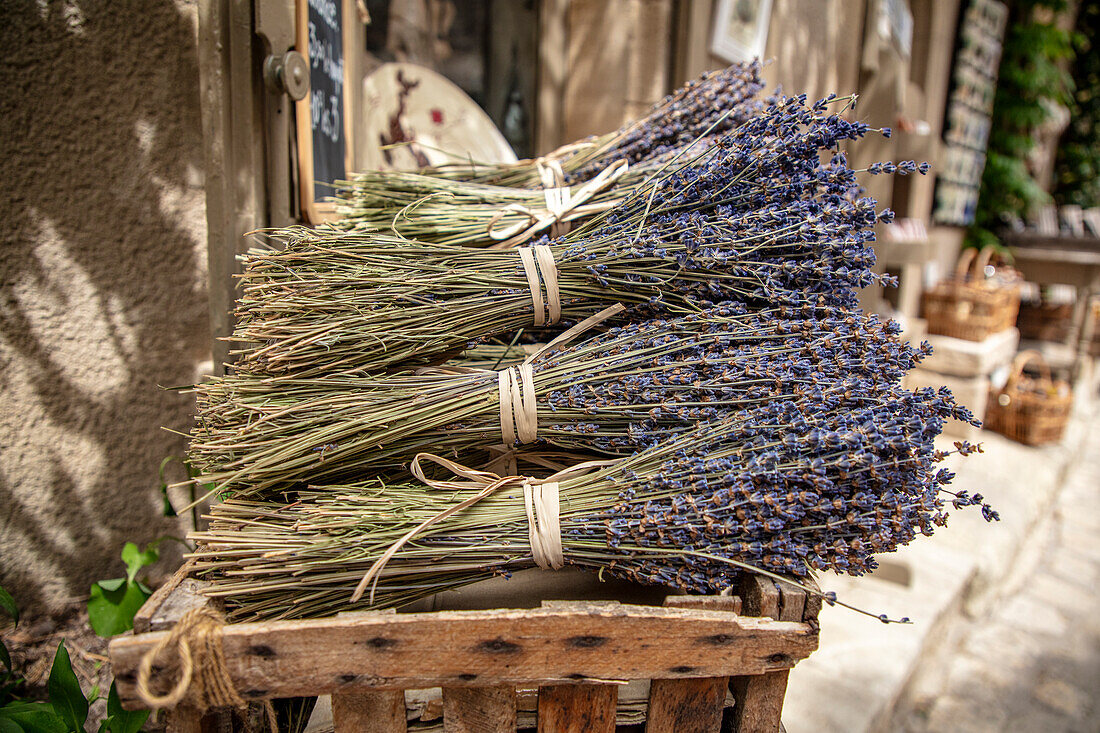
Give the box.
[710,0,773,63]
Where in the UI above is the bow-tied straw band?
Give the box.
[486,159,629,248]
[351,453,620,604]
[414,303,626,474]
[497,303,625,447]
[354,303,628,604]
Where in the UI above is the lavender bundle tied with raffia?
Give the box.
[231,94,927,378]
[331,63,773,246]
[422,60,767,188]
[190,302,940,499]
[189,387,993,622]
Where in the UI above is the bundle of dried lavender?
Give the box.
[191,302,931,500]
[331,63,773,246]
[190,390,991,621]
[181,75,988,624]
[423,60,767,187]
[231,94,919,378]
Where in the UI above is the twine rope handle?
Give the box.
[486,160,629,247]
[135,607,245,711]
[352,453,618,603]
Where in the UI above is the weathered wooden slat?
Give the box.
[164,705,234,733]
[165,705,204,733]
[645,594,733,733]
[135,578,215,634]
[663,595,742,615]
[110,602,816,709]
[645,677,727,733]
[777,586,806,625]
[738,576,781,620]
[134,562,204,633]
[442,685,516,733]
[798,577,823,623]
[537,684,617,733]
[727,672,789,733]
[728,576,795,733]
[332,691,407,733]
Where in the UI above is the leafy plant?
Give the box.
[46,645,88,732]
[87,543,160,638]
[0,587,149,733]
[0,587,16,680]
[1054,2,1100,207]
[969,0,1078,249]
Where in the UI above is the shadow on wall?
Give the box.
[0,1,210,613]
[759,0,864,107]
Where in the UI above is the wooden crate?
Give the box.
[109,566,820,733]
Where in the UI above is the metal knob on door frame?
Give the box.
[263,50,309,100]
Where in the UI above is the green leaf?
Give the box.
[87,581,150,638]
[94,579,125,593]
[104,683,149,733]
[120,543,158,585]
[0,677,22,707]
[45,645,86,732]
[0,701,68,733]
[0,640,10,674]
[0,588,17,628]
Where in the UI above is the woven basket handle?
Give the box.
[1005,349,1053,392]
[954,247,978,279]
[955,246,998,282]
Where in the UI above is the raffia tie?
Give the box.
[498,362,538,445]
[136,607,245,710]
[351,453,618,603]
[517,244,561,327]
[486,159,629,248]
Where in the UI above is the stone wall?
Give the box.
[0,1,209,613]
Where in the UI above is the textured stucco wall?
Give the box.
[0,1,209,613]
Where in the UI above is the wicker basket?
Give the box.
[922,247,1021,341]
[1017,300,1074,342]
[984,350,1073,446]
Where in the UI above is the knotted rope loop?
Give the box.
[352,453,617,604]
[135,607,245,711]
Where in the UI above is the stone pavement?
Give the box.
[783,382,1099,733]
[895,411,1100,733]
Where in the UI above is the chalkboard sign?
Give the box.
[296,0,354,223]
